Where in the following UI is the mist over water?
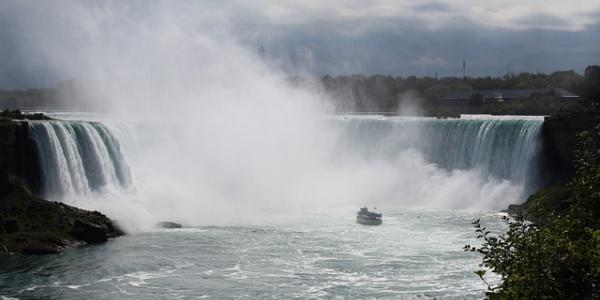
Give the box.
[0,1,544,232]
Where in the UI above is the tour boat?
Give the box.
[357,207,382,225]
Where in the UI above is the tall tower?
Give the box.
[258,45,266,59]
[462,60,466,79]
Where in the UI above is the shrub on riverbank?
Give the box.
[466,129,600,298]
[0,109,51,121]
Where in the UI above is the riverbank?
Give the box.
[508,112,600,218]
[0,175,123,255]
[471,125,600,298]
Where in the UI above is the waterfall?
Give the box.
[28,120,132,198]
[25,115,543,212]
[335,115,543,187]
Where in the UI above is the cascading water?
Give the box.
[336,115,543,188]
[27,120,132,198]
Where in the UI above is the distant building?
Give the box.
[440,88,579,106]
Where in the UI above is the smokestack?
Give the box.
[462,60,466,79]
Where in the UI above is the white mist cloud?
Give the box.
[0,1,550,231]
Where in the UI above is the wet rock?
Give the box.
[0,176,124,255]
[21,243,62,254]
[507,185,574,222]
[72,219,110,244]
[156,221,182,229]
[3,218,19,233]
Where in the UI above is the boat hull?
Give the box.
[356,217,382,225]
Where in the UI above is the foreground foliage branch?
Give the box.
[465,129,600,299]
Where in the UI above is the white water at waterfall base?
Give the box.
[0,208,506,299]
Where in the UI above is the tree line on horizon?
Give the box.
[1,65,599,115]
[290,65,600,115]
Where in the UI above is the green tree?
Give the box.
[466,129,600,298]
[424,84,451,100]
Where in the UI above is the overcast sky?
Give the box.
[1,0,599,88]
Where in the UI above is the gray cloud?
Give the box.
[411,2,451,13]
[228,0,600,31]
[515,13,570,29]
[255,22,600,77]
[0,0,599,88]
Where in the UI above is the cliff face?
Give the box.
[540,112,600,184]
[0,121,41,199]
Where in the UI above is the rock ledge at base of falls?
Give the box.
[507,185,574,220]
[156,221,183,229]
[0,175,124,255]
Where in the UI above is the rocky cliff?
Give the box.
[0,175,123,254]
[540,111,600,184]
[0,121,41,197]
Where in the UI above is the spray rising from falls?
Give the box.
[28,121,132,198]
